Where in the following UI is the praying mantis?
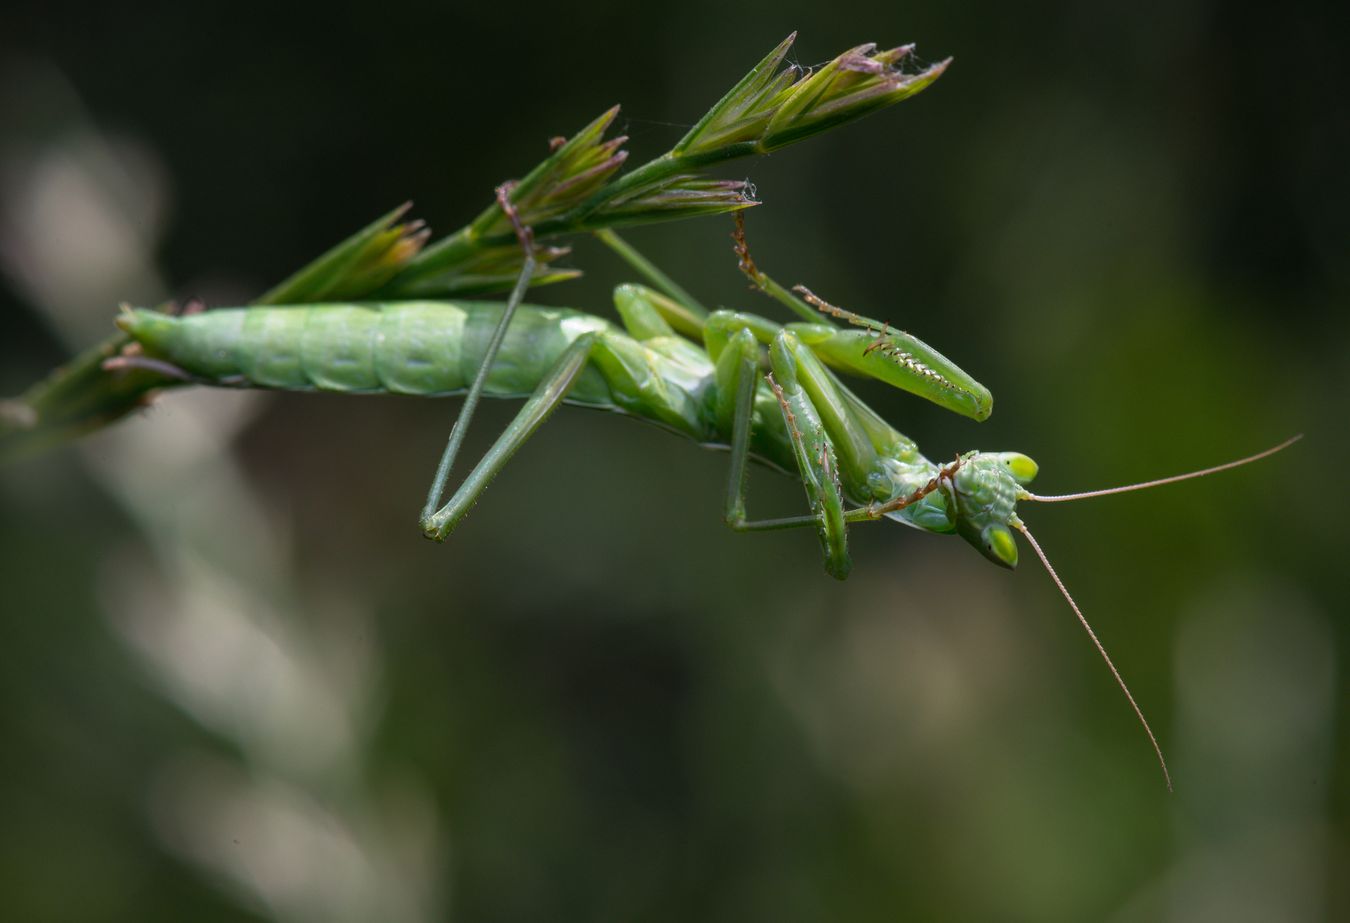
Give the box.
[4,35,1301,789]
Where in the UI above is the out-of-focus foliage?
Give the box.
[0,2,1344,921]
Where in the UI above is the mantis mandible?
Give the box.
[11,35,1302,789]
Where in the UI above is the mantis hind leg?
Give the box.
[421,184,537,528]
[421,333,598,540]
[421,326,705,541]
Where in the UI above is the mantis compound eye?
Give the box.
[998,452,1039,485]
[982,523,1019,569]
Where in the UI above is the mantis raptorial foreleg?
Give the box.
[764,335,853,579]
[703,312,854,578]
[709,318,969,578]
[599,230,987,577]
[605,236,968,577]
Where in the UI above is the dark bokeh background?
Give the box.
[2,2,1345,920]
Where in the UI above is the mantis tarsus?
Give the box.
[12,34,1303,790]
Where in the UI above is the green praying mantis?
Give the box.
[3,35,1300,789]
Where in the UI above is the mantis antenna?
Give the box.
[1022,434,1303,503]
[1012,433,1305,790]
[1014,520,1173,791]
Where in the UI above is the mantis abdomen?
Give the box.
[120,302,625,405]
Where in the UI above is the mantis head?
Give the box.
[947,450,1039,569]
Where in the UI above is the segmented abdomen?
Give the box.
[120,301,614,402]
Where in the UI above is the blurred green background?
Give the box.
[1,2,1345,920]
